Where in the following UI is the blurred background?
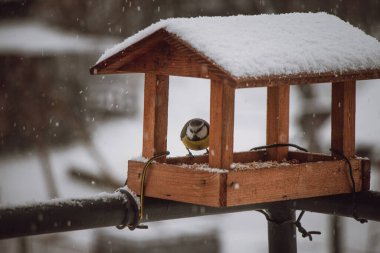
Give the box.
[1,0,380,252]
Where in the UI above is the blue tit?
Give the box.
[180,118,210,156]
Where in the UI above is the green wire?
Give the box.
[139,151,170,222]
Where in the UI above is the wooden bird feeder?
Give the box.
[90,13,380,207]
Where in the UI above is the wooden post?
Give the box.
[266,85,290,161]
[142,73,169,162]
[209,79,235,169]
[331,81,356,158]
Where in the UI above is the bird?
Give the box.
[180,118,210,157]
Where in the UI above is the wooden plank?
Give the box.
[219,174,227,206]
[119,41,210,78]
[360,158,371,191]
[234,150,334,164]
[166,151,336,166]
[90,29,168,75]
[127,161,224,207]
[209,79,235,169]
[165,150,267,166]
[287,151,334,163]
[266,85,290,161]
[142,73,169,162]
[91,29,235,83]
[226,159,362,206]
[331,81,356,158]
[166,154,209,165]
[233,150,267,163]
[128,158,363,207]
[235,69,380,88]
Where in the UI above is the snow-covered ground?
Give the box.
[1,74,380,252]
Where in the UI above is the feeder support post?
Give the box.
[331,81,356,158]
[267,207,297,253]
[266,85,290,161]
[209,79,235,169]
[142,73,169,162]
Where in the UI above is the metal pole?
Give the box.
[267,208,297,253]
[1,191,380,240]
[0,193,129,239]
[330,216,343,253]
[290,191,380,221]
[143,191,380,223]
[0,193,277,239]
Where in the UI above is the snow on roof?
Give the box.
[97,12,380,79]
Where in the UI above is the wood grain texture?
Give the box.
[360,158,371,191]
[331,81,356,158]
[91,29,234,82]
[266,85,290,161]
[232,150,267,163]
[287,151,334,163]
[209,79,235,169]
[165,150,267,165]
[226,159,363,206]
[90,30,167,75]
[166,154,209,165]
[235,70,380,88]
[142,73,169,162]
[127,158,364,207]
[119,41,210,78]
[127,160,224,207]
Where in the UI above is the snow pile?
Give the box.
[178,163,228,173]
[115,185,140,208]
[230,160,293,170]
[97,12,380,78]
[177,160,296,172]
[130,155,149,163]
[1,192,120,209]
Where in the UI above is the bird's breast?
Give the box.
[181,136,209,151]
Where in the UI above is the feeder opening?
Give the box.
[234,87,267,152]
[167,76,210,157]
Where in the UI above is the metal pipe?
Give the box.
[1,191,380,240]
[0,193,129,239]
[289,191,380,221]
[141,196,278,222]
[267,208,297,253]
[143,191,380,223]
[329,216,343,253]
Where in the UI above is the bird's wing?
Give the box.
[180,120,190,139]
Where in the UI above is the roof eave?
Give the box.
[89,29,238,85]
[235,69,380,88]
[89,29,170,75]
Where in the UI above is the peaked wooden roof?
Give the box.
[90,14,380,88]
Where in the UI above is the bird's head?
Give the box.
[186,119,209,141]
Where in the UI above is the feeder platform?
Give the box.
[127,151,370,207]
